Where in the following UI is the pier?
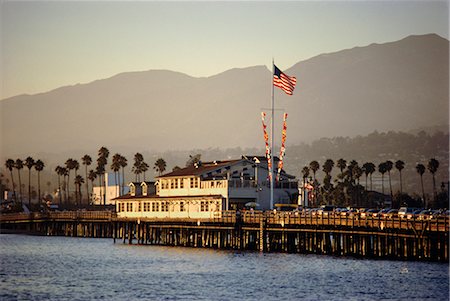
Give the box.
[1,211,448,262]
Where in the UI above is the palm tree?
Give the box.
[111,154,122,197]
[119,155,127,195]
[337,159,347,182]
[5,159,16,201]
[24,157,35,203]
[362,162,375,191]
[81,155,92,206]
[309,161,320,182]
[72,160,80,200]
[97,147,110,206]
[309,161,320,206]
[87,169,97,204]
[74,175,85,205]
[347,160,359,184]
[65,159,73,201]
[154,158,167,176]
[416,163,426,207]
[15,159,24,204]
[96,164,105,205]
[132,153,144,181]
[141,162,149,181]
[395,160,405,195]
[378,162,387,195]
[322,159,334,177]
[385,160,393,196]
[34,160,44,201]
[427,158,440,204]
[352,165,363,185]
[61,167,69,204]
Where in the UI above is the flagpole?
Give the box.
[270,58,275,210]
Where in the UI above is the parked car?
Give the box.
[379,208,391,218]
[418,209,434,220]
[364,208,380,217]
[386,209,399,219]
[370,209,382,218]
[399,207,420,219]
[406,209,424,219]
[347,208,359,216]
[317,205,336,216]
[309,208,319,216]
[336,208,349,216]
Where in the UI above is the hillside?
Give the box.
[1,34,448,160]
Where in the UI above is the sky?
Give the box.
[0,0,448,99]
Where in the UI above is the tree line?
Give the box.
[2,147,447,211]
[300,157,446,209]
[3,146,169,210]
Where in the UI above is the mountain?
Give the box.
[1,34,448,159]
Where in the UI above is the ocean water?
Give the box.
[0,234,448,301]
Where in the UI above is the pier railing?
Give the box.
[0,211,114,222]
[1,210,448,232]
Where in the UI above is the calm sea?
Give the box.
[0,234,448,301]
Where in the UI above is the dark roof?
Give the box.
[156,155,293,179]
[141,181,155,185]
[157,159,241,178]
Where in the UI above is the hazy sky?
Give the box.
[1,0,448,99]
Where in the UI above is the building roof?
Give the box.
[157,159,242,178]
[156,155,295,180]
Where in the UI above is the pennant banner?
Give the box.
[277,113,288,181]
[261,112,272,181]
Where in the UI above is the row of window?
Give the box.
[160,178,199,190]
[118,201,212,212]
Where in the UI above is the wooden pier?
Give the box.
[1,211,448,262]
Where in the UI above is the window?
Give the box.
[127,203,133,212]
[144,202,150,212]
[180,179,184,189]
[161,201,169,212]
[170,180,175,189]
[137,202,142,212]
[118,203,125,212]
[200,201,209,212]
[190,177,199,188]
[152,202,159,212]
[142,185,147,195]
[180,201,185,212]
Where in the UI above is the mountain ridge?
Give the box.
[1,33,448,159]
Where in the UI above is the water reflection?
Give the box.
[0,235,448,301]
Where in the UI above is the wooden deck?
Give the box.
[1,210,448,261]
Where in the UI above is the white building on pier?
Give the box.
[115,156,298,219]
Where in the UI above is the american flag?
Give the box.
[273,64,297,95]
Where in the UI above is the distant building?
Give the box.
[115,156,299,219]
[92,173,129,206]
